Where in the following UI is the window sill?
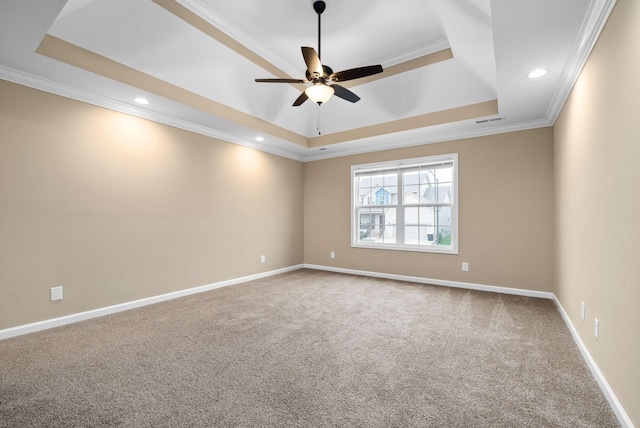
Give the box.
[351,242,458,255]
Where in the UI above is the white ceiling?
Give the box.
[0,0,616,161]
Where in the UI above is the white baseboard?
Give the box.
[303,264,554,299]
[304,264,633,428]
[552,297,634,428]
[0,264,304,341]
[1,263,633,427]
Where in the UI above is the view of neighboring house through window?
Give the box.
[351,154,458,254]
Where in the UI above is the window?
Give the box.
[351,154,458,254]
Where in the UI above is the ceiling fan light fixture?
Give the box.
[305,83,334,104]
[254,1,382,106]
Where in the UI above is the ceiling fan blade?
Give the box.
[292,91,309,106]
[255,78,307,83]
[332,84,360,103]
[329,65,384,82]
[302,47,324,77]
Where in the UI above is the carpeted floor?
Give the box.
[0,269,619,427]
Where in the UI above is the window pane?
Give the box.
[356,176,370,206]
[380,224,396,243]
[352,155,457,253]
[436,227,452,245]
[435,206,452,226]
[403,170,420,202]
[417,170,430,203]
[356,172,398,206]
[425,226,436,243]
[405,207,419,224]
[403,168,456,204]
[406,205,437,245]
[387,186,398,204]
[405,225,419,245]
[381,173,397,205]
[381,208,396,243]
[357,208,375,240]
[439,184,453,203]
[435,166,453,182]
[421,180,435,202]
[363,223,397,244]
[437,183,453,203]
[357,207,396,243]
[406,207,435,227]
[420,207,434,225]
[418,226,432,244]
[405,225,436,245]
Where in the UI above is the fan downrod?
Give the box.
[254,0,383,107]
[313,1,326,60]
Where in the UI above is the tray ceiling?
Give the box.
[0,0,616,160]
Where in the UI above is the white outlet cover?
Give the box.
[581,302,586,320]
[50,286,63,301]
[594,318,599,339]
[462,262,469,272]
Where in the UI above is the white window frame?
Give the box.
[351,153,458,254]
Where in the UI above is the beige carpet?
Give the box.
[0,269,619,427]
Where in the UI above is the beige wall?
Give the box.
[553,0,640,424]
[0,80,304,329]
[304,128,555,292]
[3,1,637,417]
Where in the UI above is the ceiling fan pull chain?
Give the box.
[317,105,321,135]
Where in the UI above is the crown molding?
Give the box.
[0,63,558,164]
[177,0,450,73]
[370,38,451,68]
[546,0,617,124]
[0,65,305,162]
[2,0,614,165]
[176,0,300,78]
[303,117,553,162]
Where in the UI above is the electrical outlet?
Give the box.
[330,251,335,259]
[50,286,63,301]
[461,262,469,272]
[261,255,266,264]
[594,318,599,339]
[581,302,586,321]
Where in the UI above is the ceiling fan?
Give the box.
[255,1,384,106]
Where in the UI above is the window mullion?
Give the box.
[351,153,458,254]
[396,170,404,244]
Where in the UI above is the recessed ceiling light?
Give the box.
[255,136,264,142]
[527,69,547,79]
[134,97,149,105]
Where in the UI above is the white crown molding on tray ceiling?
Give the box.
[0,0,618,162]
[0,64,307,162]
[544,0,617,124]
[177,0,451,71]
